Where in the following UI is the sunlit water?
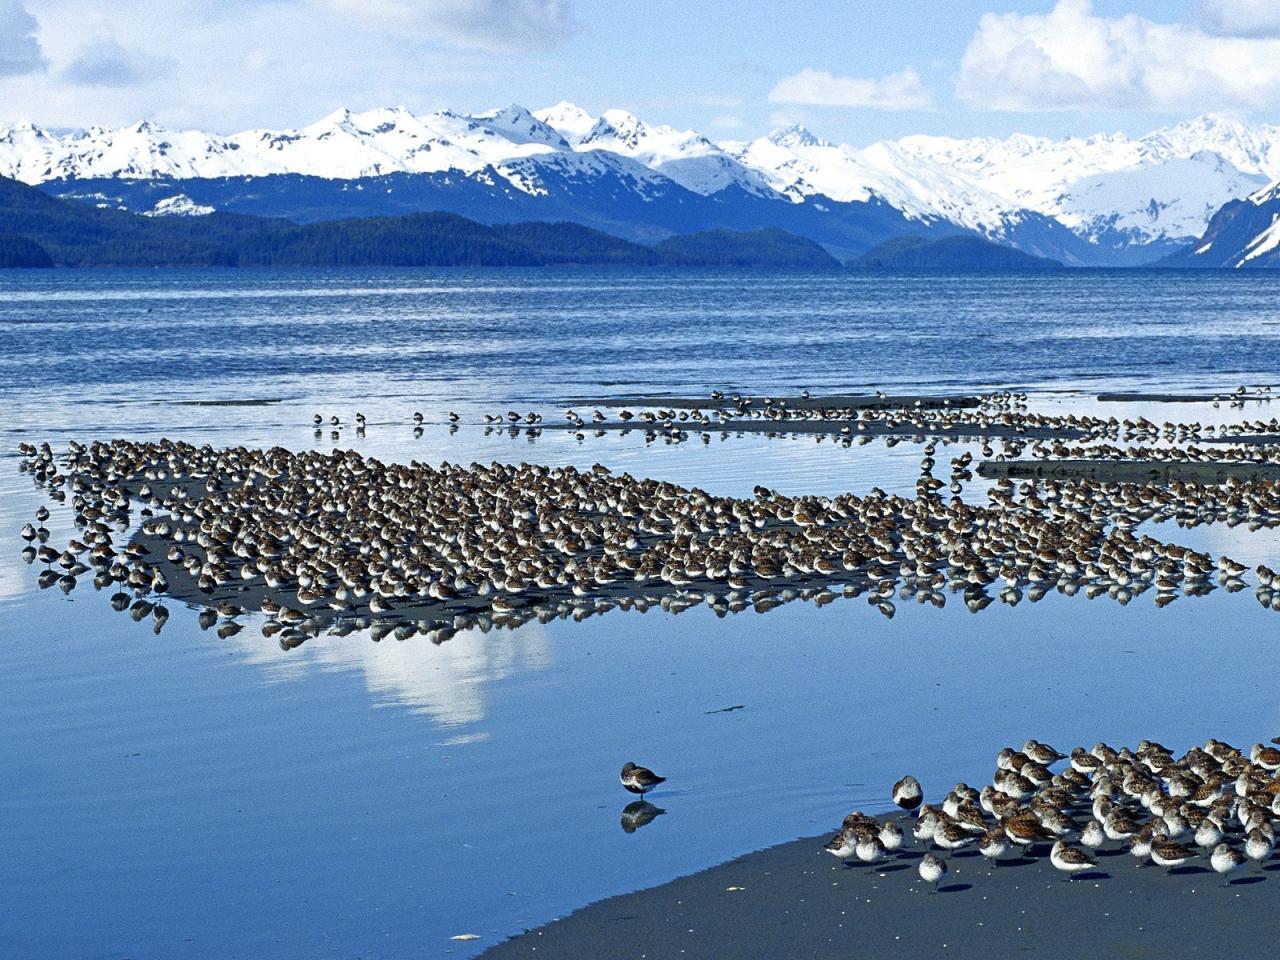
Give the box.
[3,268,1280,958]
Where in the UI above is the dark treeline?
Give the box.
[854,235,1063,271]
[0,177,843,269]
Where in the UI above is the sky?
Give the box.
[4,0,1280,144]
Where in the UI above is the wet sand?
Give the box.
[978,459,1280,483]
[1098,391,1273,402]
[539,420,1085,441]
[593,393,984,411]
[479,818,1277,959]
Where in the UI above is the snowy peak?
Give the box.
[1145,114,1280,176]
[564,108,776,197]
[143,194,215,217]
[469,105,569,149]
[533,101,598,142]
[767,125,827,150]
[4,105,1280,257]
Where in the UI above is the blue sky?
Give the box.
[4,1,1280,143]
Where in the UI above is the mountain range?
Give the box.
[0,175,847,269]
[5,105,1280,267]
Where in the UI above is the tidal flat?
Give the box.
[3,268,1280,958]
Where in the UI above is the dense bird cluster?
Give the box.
[827,737,1280,888]
[16,411,1280,645]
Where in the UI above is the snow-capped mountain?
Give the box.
[5,104,1280,264]
[1163,180,1280,268]
[544,106,777,198]
[881,116,1276,249]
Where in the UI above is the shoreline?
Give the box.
[479,817,1277,959]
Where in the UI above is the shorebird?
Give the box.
[878,821,904,852]
[1023,740,1067,766]
[825,829,857,862]
[855,836,887,867]
[918,853,946,893]
[978,827,1008,864]
[933,821,975,852]
[1050,840,1097,881]
[1211,843,1245,885]
[1150,840,1196,871]
[892,775,923,811]
[1080,820,1105,851]
[1244,829,1272,867]
[620,762,665,797]
[1250,742,1280,772]
[1004,814,1053,859]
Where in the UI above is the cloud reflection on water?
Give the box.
[219,617,553,729]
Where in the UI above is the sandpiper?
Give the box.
[1080,820,1105,851]
[918,853,946,892]
[892,775,923,811]
[855,836,887,867]
[878,821,904,852]
[1244,829,1272,866]
[1150,840,1197,871]
[978,827,1008,864]
[1004,814,1053,859]
[1211,843,1245,885]
[1050,840,1097,881]
[825,830,857,862]
[620,762,665,797]
[1250,742,1280,772]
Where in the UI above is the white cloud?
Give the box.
[326,0,574,51]
[1199,0,1280,38]
[0,0,46,77]
[958,0,1280,112]
[0,1,528,129]
[769,67,932,110]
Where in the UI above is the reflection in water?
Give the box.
[620,800,666,834]
[223,617,553,728]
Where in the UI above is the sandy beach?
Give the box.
[481,816,1278,959]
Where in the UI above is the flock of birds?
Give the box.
[620,733,1280,891]
[822,736,1280,890]
[17,388,1280,645]
[474,388,1280,448]
[14,390,1280,918]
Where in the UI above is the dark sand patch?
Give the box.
[978,459,1280,483]
[479,821,1273,959]
[1098,391,1274,403]
[539,420,1084,441]
[592,394,984,411]
[166,398,284,407]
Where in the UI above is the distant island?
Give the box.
[855,236,1063,271]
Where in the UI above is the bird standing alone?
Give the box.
[620,762,666,797]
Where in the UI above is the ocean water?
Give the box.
[2,267,1280,958]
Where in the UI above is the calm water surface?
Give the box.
[2,268,1280,958]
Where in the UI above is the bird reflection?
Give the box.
[620,800,666,834]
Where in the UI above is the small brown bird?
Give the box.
[1150,840,1197,870]
[1050,840,1097,881]
[919,853,946,892]
[892,775,923,811]
[620,762,666,796]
